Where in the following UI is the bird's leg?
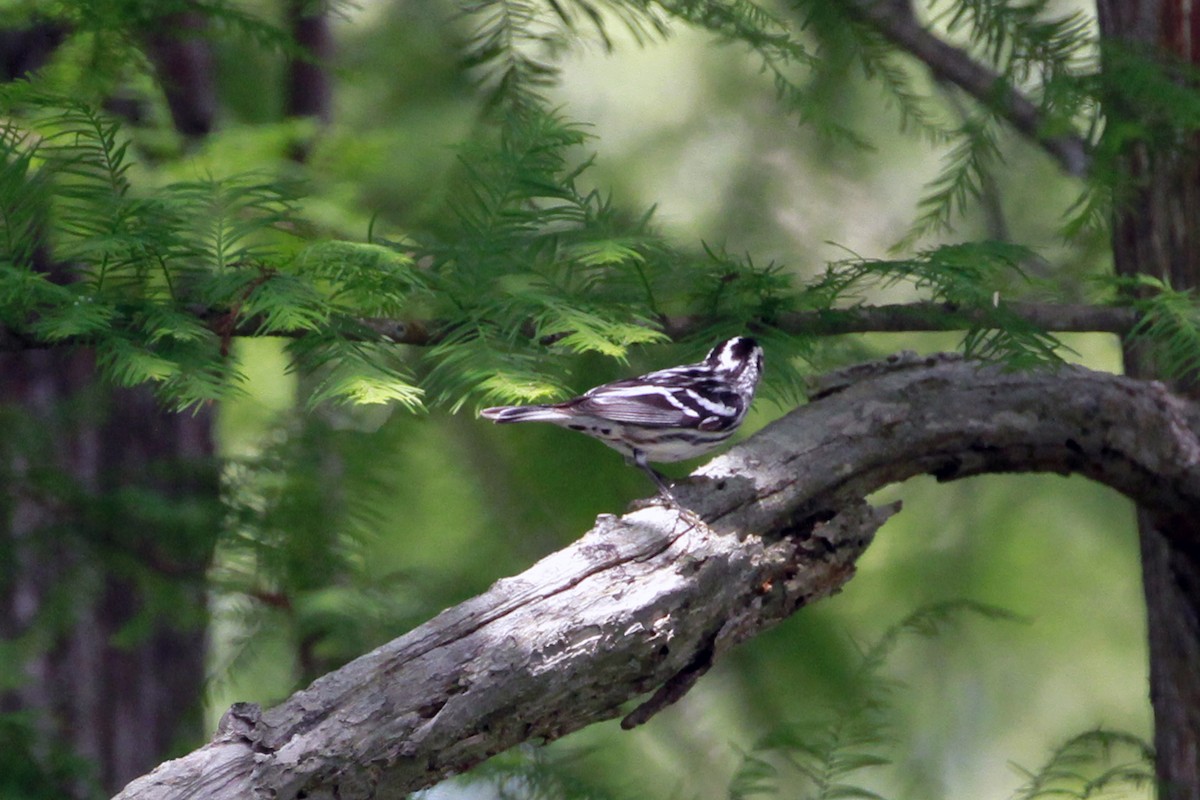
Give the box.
[642,462,680,506]
[633,451,703,527]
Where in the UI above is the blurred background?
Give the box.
[1,1,1150,798]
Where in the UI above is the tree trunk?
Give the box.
[0,20,220,791]
[0,347,219,796]
[286,0,333,124]
[1096,2,1200,796]
[284,0,332,166]
[144,11,217,138]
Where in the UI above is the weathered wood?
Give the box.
[114,354,1200,800]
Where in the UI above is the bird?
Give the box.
[480,336,764,508]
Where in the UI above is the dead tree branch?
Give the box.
[114,353,1200,800]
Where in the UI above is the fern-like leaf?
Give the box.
[170,175,297,275]
[1011,729,1155,800]
[728,601,1019,800]
[290,333,425,410]
[0,122,49,272]
[895,120,1003,251]
[424,331,570,411]
[460,0,567,112]
[293,241,426,317]
[1122,275,1200,385]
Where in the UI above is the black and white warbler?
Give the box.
[480,336,764,506]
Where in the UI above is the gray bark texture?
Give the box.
[1094,2,1200,793]
[114,353,1200,800]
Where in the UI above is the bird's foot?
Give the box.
[656,488,706,531]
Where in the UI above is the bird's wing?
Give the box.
[567,377,742,428]
[566,384,700,426]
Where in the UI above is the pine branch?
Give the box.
[844,0,1091,177]
[0,301,1137,352]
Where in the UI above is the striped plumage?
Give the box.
[480,337,764,504]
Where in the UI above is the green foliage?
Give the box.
[935,0,1096,84]
[460,0,563,112]
[661,0,831,133]
[727,602,1020,800]
[1011,729,1154,800]
[1115,275,1200,386]
[0,122,64,330]
[215,416,429,682]
[811,241,1066,368]
[0,712,98,800]
[0,0,1138,415]
[915,0,1099,245]
[894,119,1002,252]
[0,3,1179,797]
[1094,43,1200,144]
[0,88,434,408]
[0,1,1175,797]
[793,1,943,148]
[1,0,1192,412]
[449,744,632,800]
[188,0,310,55]
[0,76,1077,412]
[693,0,1102,249]
[0,122,49,271]
[414,107,679,408]
[459,0,668,112]
[691,244,816,402]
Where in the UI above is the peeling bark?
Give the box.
[114,354,1200,800]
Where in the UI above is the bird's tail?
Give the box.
[479,405,567,424]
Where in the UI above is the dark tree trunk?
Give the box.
[0,20,66,79]
[285,0,334,684]
[0,346,219,796]
[144,11,217,138]
[0,21,220,795]
[286,0,333,123]
[1097,2,1200,796]
[284,0,333,166]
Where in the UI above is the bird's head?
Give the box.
[706,336,764,383]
